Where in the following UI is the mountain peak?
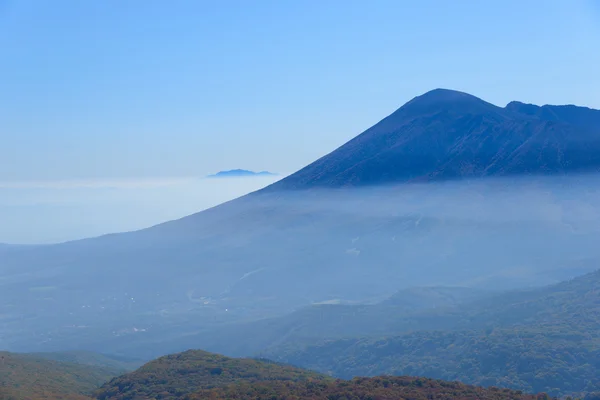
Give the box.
[400,88,500,115]
[411,88,477,103]
[264,90,600,190]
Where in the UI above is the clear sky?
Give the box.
[1,0,599,182]
[0,0,599,243]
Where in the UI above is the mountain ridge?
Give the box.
[265,88,600,190]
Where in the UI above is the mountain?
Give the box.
[2,89,600,357]
[94,349,327,400]
[207,169,277,178]
[267,88,600,190]
[262,270,600,397]
[94,349,548,400]
[0,351,125,400]
[189,376,548,400]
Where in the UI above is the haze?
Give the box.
[0,176,280,244]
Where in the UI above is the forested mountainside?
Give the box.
[273,327,600,398]
[263,270,600,397]
[187,376,554,400]
[94,349,555,400]
[0,351,125,400]
[94,349,327,400]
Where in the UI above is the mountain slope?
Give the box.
[274,327,599,398]
[94,349,327,400]
[189,376,548,400]
[264,270,600,397]
[3,90,600,357]
[119,286,491,359]
[268,88,600,190]
[122,269,600,361]
[0,351,124,400]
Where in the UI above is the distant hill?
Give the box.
[265,270,600,397]
[267,88,600,190]
[94,349,548,400]
[189,376,549,400]
[0,351,124,400]
[94,349,327,400]
[207,169,277,178]
[121,286,492,359]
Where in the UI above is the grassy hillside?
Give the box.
[0,351,124,400]
[94,349,328,400]
[187,376,552,400]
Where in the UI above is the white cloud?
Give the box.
[0,175,281,244]
[0,177,194,189]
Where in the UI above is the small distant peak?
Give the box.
[207,169,277,178]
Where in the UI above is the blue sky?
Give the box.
[1,0,599,182]
[0,0,599,243]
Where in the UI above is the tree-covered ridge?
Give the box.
[260,270,600,398]
[273,326,600,398]
[0,351,123,400]
[94,349,328,400]
[186,376,553,400]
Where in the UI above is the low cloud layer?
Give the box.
[0,175,281,244]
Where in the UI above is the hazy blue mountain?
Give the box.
[117,286,493,360]
[267,88,600,190]
[208,169,277,178]
[2,89,600,357]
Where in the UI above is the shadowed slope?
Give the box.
[267,89,600,189]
